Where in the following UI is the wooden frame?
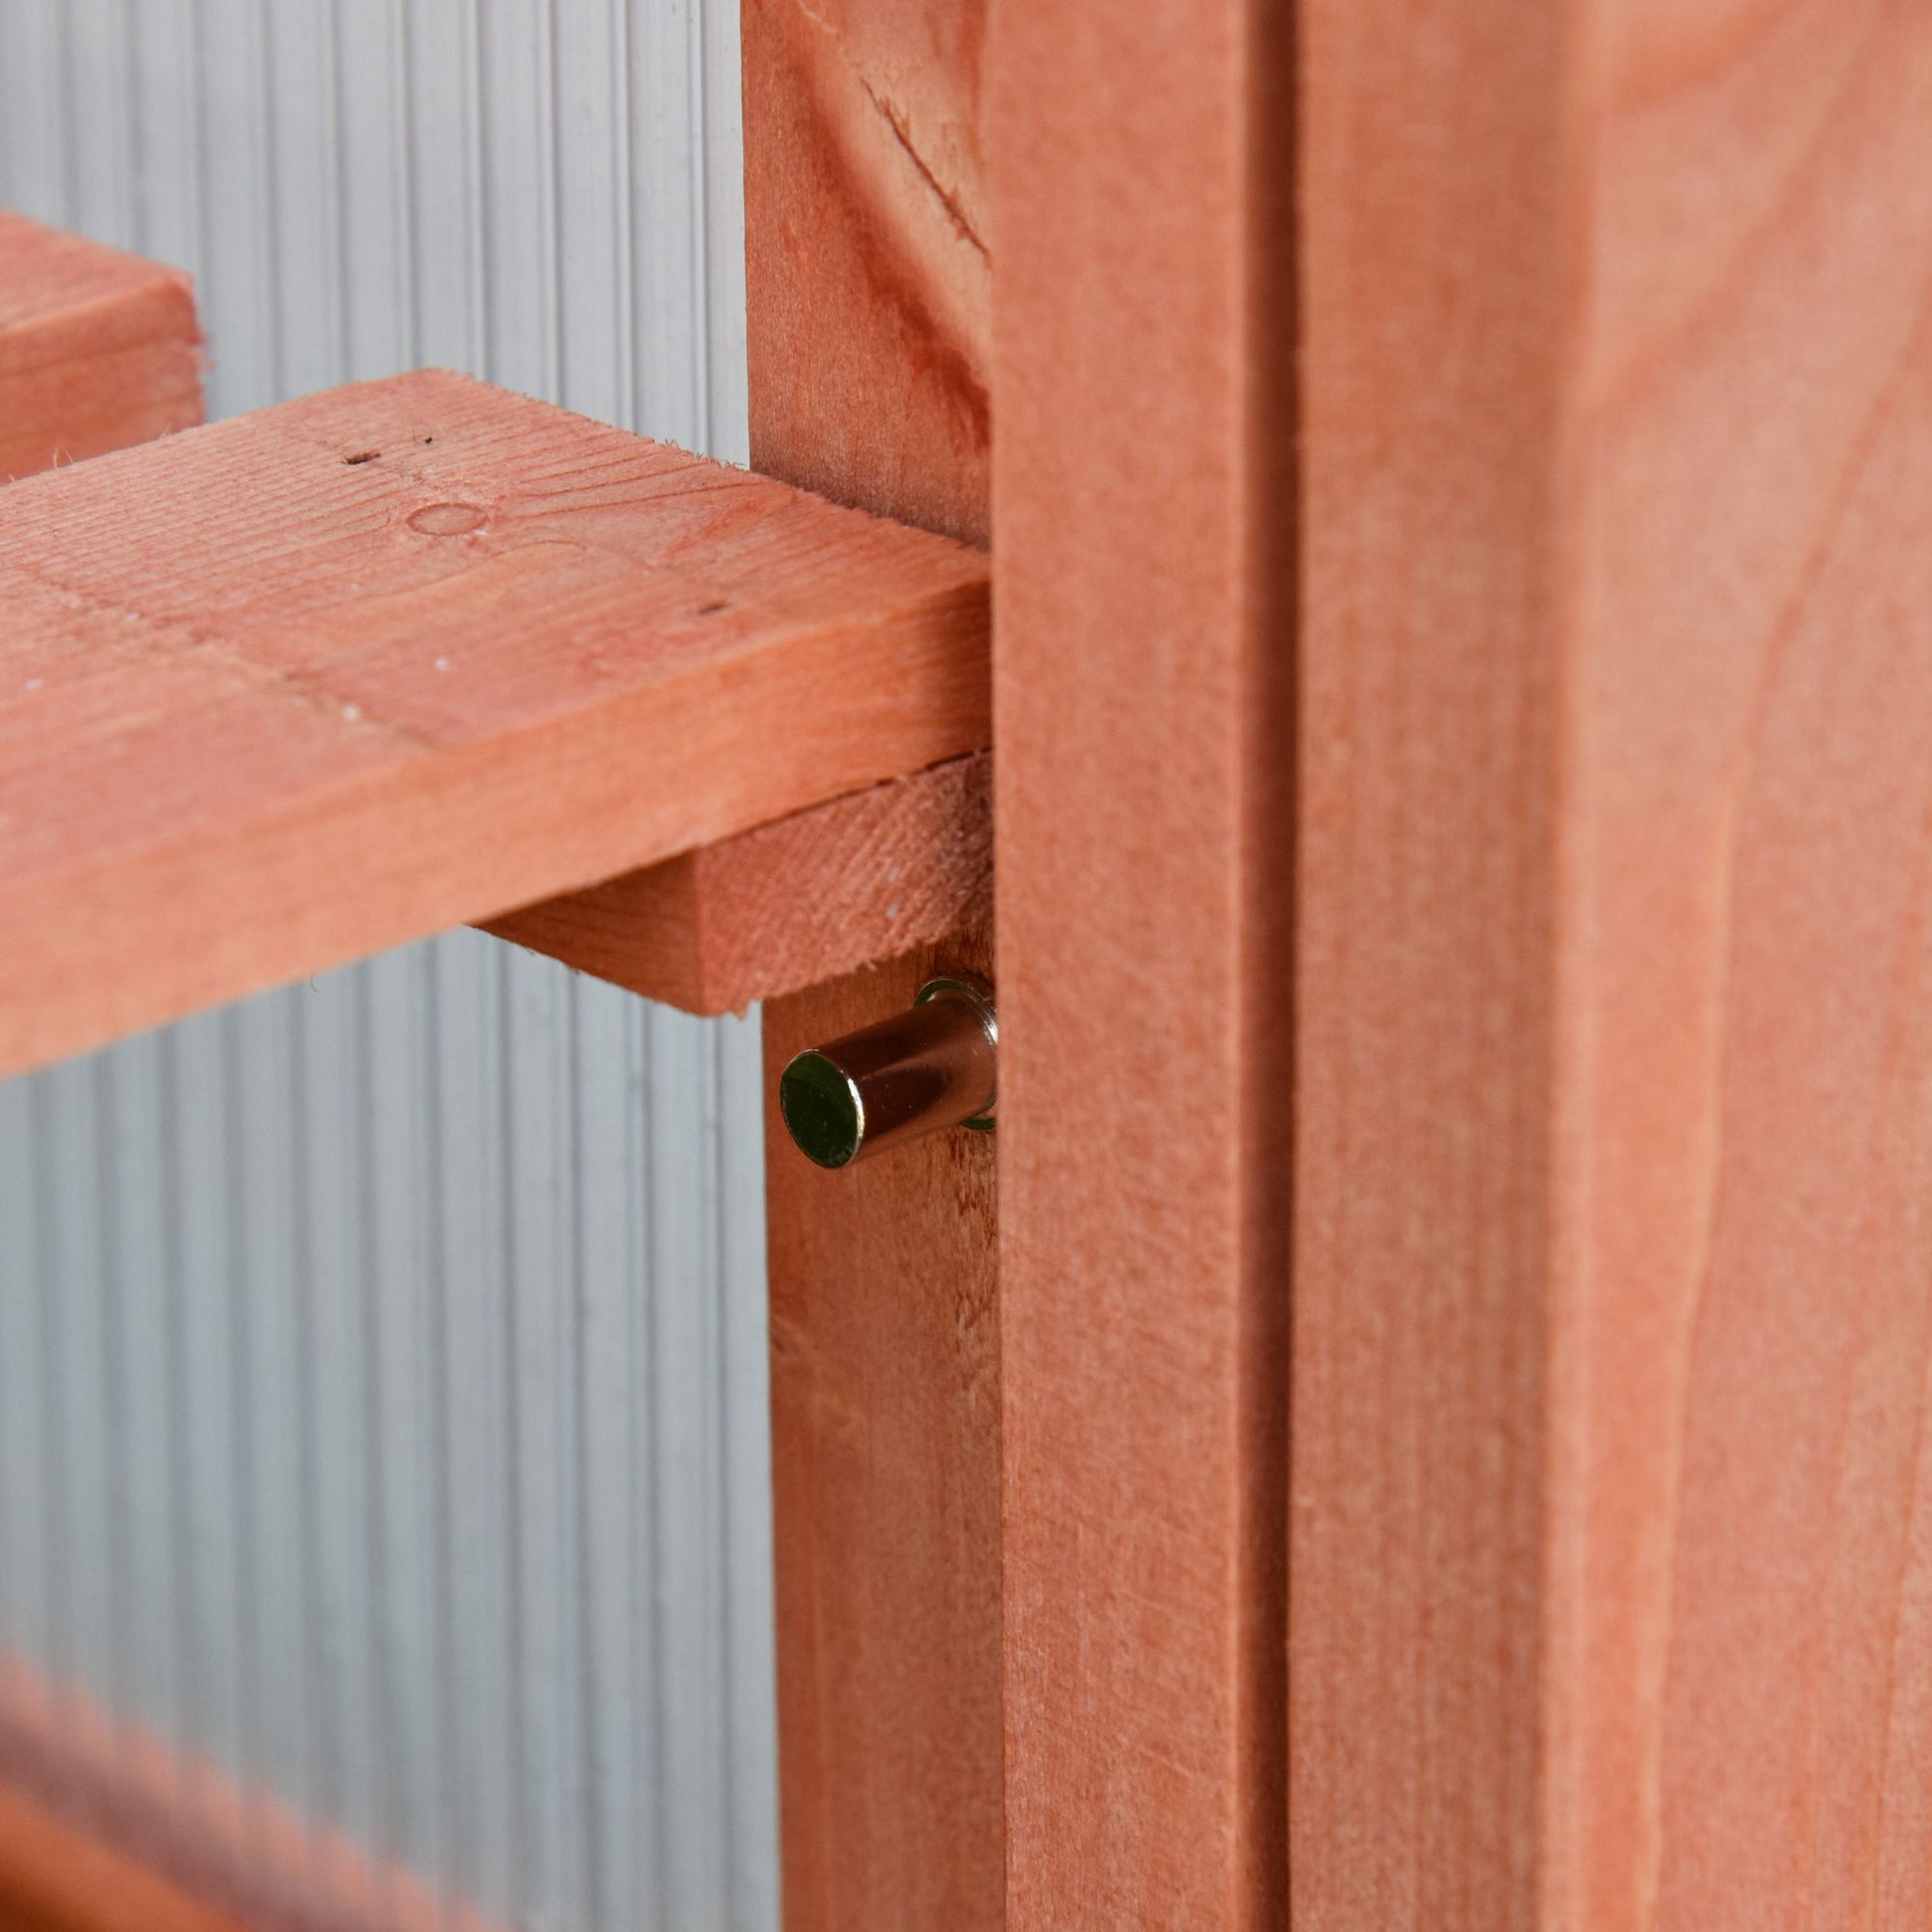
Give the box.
[992,0,1293,1922]
[11,0,1932,1927]
[0,176,1005,1932]
[0,365,989,1074]
[1294,1,1932,1924]
[743,2,1003,1923]
[0,212,202,480]
[2,69,1010,1932]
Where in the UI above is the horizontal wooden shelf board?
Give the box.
[483,748,993,1015]
[0,210,204,481]
[0,367,990,1076]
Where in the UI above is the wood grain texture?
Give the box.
[745,3,1003,1927]
[742,0,989,544]
[483,750,989,1014]
[0,211,204,482]
[0,365,987,1076]
[1295,1,1932,1926]
[991,0,1294,1926]
[761,934,1001,1932]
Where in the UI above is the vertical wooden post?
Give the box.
[1295,2,1932,1925]
[1292,4,1571,1918]
[742,4,1003,1928]
[991,0,1294,1926]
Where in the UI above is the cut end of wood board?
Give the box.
[0,210,205,480]
[483,750,992,1014]
[0,367,989,1077]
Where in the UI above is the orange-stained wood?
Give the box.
[0,1785,250,1932]
[0,211,204,482]
[759,936,1000,1932]
[0,1657,501,1932]
[1292,2,1562,1915]
[1295,1,1932,1926]
[484,751,990,1015]
[745,2,1004,1927]
[0,365,987,1078]
[742,0,988,547]
[991,0,1294,1925]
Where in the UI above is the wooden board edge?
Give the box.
[0,368,989,1078]
[0,1659,504,1932]
[0,212,204,480]
[481,751,992,1015]
[0,1783,252,1932]
[990,0,1295,1921]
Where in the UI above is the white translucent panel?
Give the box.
[0,5,775,1927]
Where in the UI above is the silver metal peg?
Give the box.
[778,975,997,1170]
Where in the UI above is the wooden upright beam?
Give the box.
[0,211,203,480]
[992,0,1294,1925]
[741,0,989,546]
[744,1,1004,1926]
[0,366,987,1076]
[1295,1,1932,1925]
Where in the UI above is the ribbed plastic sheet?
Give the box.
[0,5,777,1927]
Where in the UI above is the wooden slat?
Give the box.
[0,1659,500,1932]
[483,750,990,1014]
[744,1,1004,1927]
[0,1786,249,1932]
[1292,2,1561,1911]
[741,0,989,545]
[1295,0,1932,1925]
[759,940,1000,1932]
[0,211,204,481]
[481,0,995,1020]
[0,366,987,1077]
[991,0,1293,1925]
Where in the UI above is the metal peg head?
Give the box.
[779,976,997,1170]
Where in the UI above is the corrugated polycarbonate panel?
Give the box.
[0,4,777,1928]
